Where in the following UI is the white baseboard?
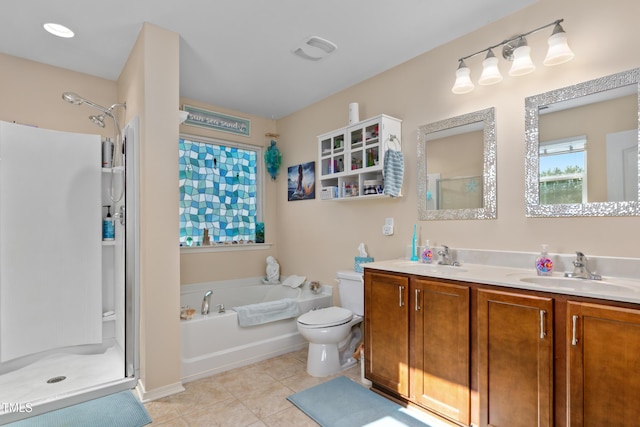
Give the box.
[135,379,185,403]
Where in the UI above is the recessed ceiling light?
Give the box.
[43,23,75,38]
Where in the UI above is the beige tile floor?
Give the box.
[144,346,364,426]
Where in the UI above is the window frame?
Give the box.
[539,135,588,204]
[179,133,264,248]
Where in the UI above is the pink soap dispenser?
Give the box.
[535,244,553,276]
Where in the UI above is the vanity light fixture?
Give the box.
[451,19,574,94]
[452,60,475,94]
[478,49,503,85]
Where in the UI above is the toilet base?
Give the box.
[305,325,362,377]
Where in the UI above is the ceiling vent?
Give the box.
[292,36,337,61]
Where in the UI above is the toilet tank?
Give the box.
[337,270,364,316]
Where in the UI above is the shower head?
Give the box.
[62,91,85,105]
[61,91,115,115]
[89,114,106,128]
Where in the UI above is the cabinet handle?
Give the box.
[399,285,405,307]
[539,310,546,339]
[415,289,421,311]
[571,315,579,346]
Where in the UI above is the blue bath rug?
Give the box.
[6,390,151,427]
[287,376,439,427]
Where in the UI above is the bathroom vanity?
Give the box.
[363,256,640,427]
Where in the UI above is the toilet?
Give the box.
[297,270,364,377]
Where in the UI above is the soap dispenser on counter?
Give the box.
[535,244,553,276]
[421,240,433,264]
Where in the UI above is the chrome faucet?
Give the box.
[202,290,213,314]
[564,251,602,280]
[437,245,460,266]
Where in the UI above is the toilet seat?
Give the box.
[298,307,353,328]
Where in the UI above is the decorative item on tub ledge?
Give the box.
[354,243,374,273]
[264,256,280,284]
[452,18,574,94]
[287,161,316,201]
[264,133,282,180]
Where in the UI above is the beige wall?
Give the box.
[118,23,182,395]
[275,0,640,287]
[178,98,279,285]
[0,53,118,136]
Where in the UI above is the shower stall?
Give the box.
[0,94,139,424]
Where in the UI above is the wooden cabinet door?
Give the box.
[478,289,553,427]
[364,271,409,397]
[567,302,640,427]
[412,278,470,425]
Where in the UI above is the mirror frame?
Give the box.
[418,107,497,220]
[525,68,640,217]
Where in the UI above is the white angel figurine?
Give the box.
[265,256,280,283]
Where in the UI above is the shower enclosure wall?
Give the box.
[0,119,139,424]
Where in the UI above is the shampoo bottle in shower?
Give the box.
[535,244,553,276]
[103,206,115,241]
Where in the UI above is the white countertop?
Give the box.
[364,258,640,305]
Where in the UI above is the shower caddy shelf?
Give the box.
[318,114,402,201]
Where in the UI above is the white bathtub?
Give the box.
[180,277,332,382]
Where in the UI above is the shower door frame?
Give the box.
[1,117,140,423]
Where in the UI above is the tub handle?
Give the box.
[217,304,225,314]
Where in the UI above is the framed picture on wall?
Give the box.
[287,161,315,201]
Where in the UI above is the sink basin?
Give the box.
[519,277,639,293]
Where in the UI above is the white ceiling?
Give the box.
[1,0,536,119]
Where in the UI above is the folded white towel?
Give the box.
[282,275,306,288]
[233,298,300,327]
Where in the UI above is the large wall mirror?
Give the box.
[418,107,496,220]
[525,68,640,217]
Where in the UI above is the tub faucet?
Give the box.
[202,290,213,315]
[438,245,460,266]
[564,251,602,280]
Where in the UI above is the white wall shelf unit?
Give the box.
[318,114,402,201]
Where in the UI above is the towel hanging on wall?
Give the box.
[383,136,404,197]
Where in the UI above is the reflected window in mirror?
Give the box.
[539,136,587,204]
[525,68,640,217]
[418,107,496,220]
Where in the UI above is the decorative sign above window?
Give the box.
[183,105,251,137]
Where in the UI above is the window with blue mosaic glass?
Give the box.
[179,137,260,245]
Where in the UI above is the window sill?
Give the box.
[180,243,272,254]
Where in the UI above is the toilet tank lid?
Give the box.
[337,270,363,281]
[298,306,353,327]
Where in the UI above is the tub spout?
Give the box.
[202,290,213,315]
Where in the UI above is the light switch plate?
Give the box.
[382,218,394,236]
